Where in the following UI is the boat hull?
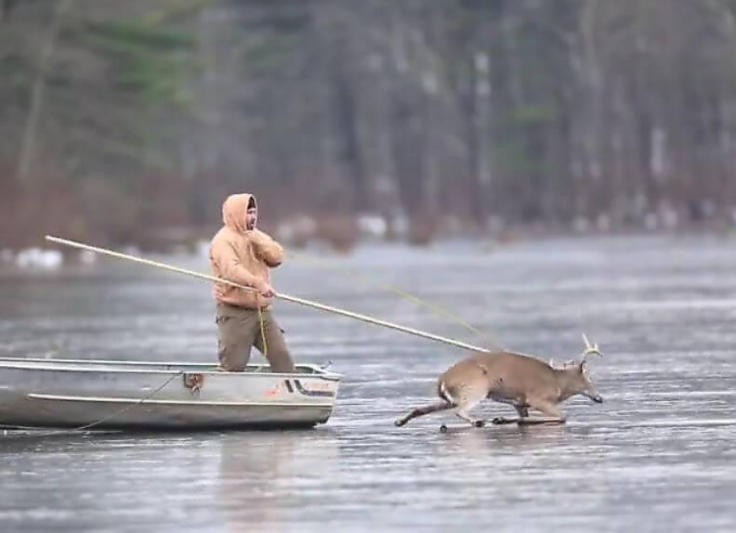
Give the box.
[0,357,341,430]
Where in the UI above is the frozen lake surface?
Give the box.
[1,235,735,532]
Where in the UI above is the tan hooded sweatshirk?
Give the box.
[209,193,285,309]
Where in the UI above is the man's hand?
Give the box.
[255,281,275,298]
[248,229,285,267]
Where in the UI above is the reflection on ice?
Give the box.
[1,236,735,531]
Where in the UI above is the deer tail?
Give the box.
[437,379,455,405]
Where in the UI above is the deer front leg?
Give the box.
[518,400,567,425]
[394,400,453,427]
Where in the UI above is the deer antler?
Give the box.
[581,333,602,365]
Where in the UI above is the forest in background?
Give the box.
[2,0,736,251]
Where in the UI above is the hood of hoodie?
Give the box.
[222,193,256,233]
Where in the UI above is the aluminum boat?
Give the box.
[0,357,340,430]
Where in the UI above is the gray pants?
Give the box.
[216,303,295,373]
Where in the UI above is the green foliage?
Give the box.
[91,20,195,50]
[495,103,557,182]
[510,104,559,127]
[495,138,542,176]
[85,20,195,107]
[0,54,29,93]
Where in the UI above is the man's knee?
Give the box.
[268,355,295,373]
[218,342,249,372]
[262,335,294,372]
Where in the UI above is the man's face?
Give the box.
[245,206,257,230]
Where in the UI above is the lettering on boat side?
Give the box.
[266,379,334,398]
[292,379,334,397]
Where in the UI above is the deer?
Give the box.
[394,334,603,430]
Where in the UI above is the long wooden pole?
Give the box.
[45,235,489,353]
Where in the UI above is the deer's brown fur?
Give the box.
[395,336,603,428]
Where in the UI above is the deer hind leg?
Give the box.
[454,406,484,427]
[518,400,567,425]
[394,400,454,427]
[453,385,489,427]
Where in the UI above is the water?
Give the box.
[1,235,735,532]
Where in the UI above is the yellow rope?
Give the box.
[257,304,268,358]
[1,370,184,436]
[289,249,504,350]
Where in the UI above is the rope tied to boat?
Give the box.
[257,304,268,358]
[1,370,184,437]
[288,249,504,351]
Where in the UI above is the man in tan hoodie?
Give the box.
[210,193,295,373]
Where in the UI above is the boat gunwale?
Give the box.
[27,393,334,407]
[0,357,341,381]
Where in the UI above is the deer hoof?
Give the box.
[439,424,448,433]
[474,419,485,428]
